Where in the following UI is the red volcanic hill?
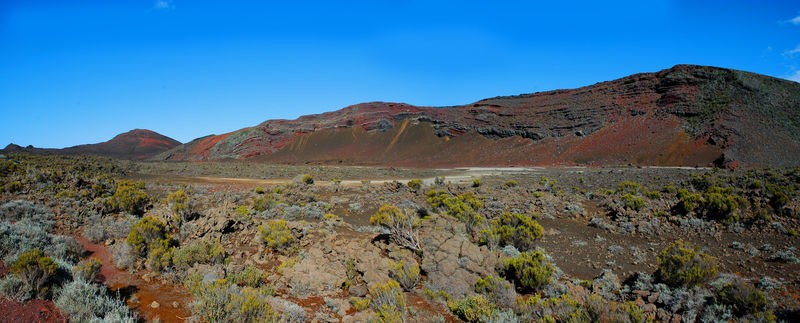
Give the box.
[4,129,181,160]
[158,64,799,167]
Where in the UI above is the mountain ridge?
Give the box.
[2,129,181,160]
[155,64,800,167]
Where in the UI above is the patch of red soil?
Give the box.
[78,237,192,322]
[0,298,67,323]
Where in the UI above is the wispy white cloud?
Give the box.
[154,0,174,10]
[791,15,800,25]
[786,70,800,83]
[785,45,800,58]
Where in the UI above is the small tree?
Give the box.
[656,240,718,288]
[370,203,421,253]
[10,249,57,298]
[369,280,406,322]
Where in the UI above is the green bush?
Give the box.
[389,260,420,291]
[350,297,370,311]
[72,258,102,282]
[472,178,481,187]
[474,275,516,309]
[369,280,406,322]
[407,179,422,191]
[714,277,768,317]
[676,189,702,215]
[617,181,642,195]
[301,174,314,185]
[702,186,740,222]
[502,250,554,293]
[254,186,266,194]
[502,180,518,188]
[426,190,485,233]
[258,219,295,253]
[126,216,170,256]
[227,266,267,288]
[253,196,271,212]
[187,278,274,322]
[106,180,150,215]
[448,295,496,322]
[479,212,543,250]
[172,239,226,270]
[621,193,646,211]
[10,249,57,299]
[656,240,718,288]
[370,203,421,252]
[166,189,190,218]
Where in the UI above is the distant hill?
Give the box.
[3,129,181,160]
[154,65,800,168]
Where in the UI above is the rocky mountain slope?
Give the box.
[3,129,180,160]
[155,65,800,167]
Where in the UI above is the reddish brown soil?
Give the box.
[78,237,192,322]
[0,298,66,323]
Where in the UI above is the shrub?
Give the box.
[474,275,516,309]
[369,280,406,322]
[645,190,662,199]
[83,214,134,243]
[253,196,271,213]
[448,295,496,322]
[617,181,642,195]
[172,239,226,271]
[472,178,481,187]
[621,193,646,211]
[187,278,274,322]
[389,260,420,291]
[370,203,421,253]
[73,258,102,282]
[350,297,370,311]
[55,278,136,322]
[227,266,266,288]
[258,219,295,253]
[0,275,28,301]
[254,186,266,194]
[106,180,150,215]
[713,277,768,317]
[110,243,136,270]
[702,186,740,222]
[0,200,54,226]
[479,212,543,250]
[676,189,702,215]
[126,216,170,257]
[656,240,718,288]
[166,189,191,222]
[10,249,57,299]
[502,180,518,189]
[407,179,422,191]
[300,174,314,185]
[502,250,554,293]
[426,190,485,233]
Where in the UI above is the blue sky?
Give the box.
[1,0,799,148]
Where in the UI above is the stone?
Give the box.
[150,301,160,309]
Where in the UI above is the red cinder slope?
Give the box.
[154,65,800,167]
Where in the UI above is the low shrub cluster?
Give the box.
[370,203,422,253]
[126,216,174,271]
[389,260,420,291]
[479,212,543,250]
[656,240,718,288]
[105,180,150,215]
[426,190,485,233]
[172,239,226,271]
[502,250,555,293]
[258,219,296,254]
[369,280,406,322]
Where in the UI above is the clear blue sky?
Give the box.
[1,1,799,148]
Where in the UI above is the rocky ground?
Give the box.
[0,155,798,322]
